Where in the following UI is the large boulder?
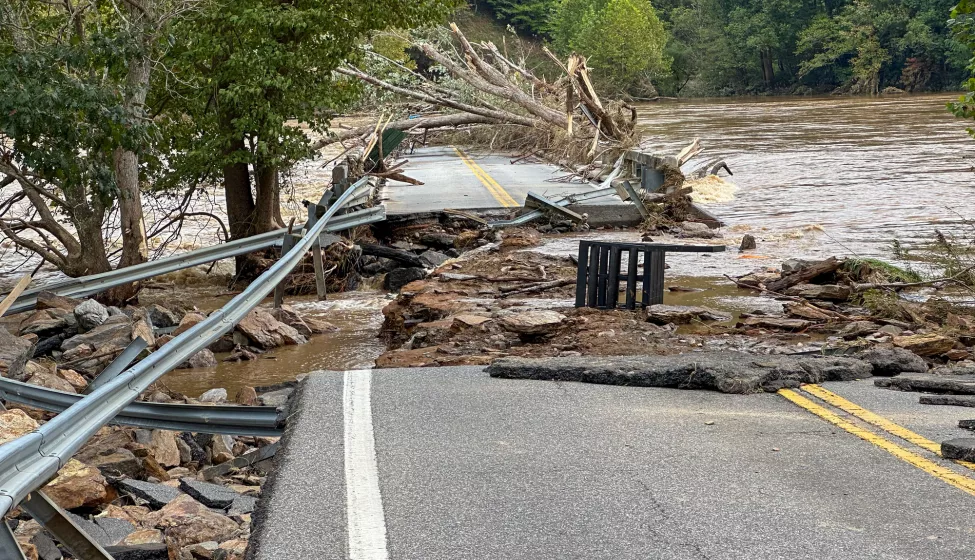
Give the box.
[174,312,206,336]
[499,310,566,337]
[43,459,112,510]
[61,318,132,353]
[783,284,851,301]
[677,221,717,239]
[0,408,39,444]
[893,333,956,357]
[145,304,180,329]
[0,327,33,379]
[419,250,450,268]
[178,349,218,369]
[27,370,78,394]
[857,346,928,376]
[89,448,145,479]
[236,309,307,350]
[18,308,76,338]
[269,306,337,337]
[384,267,427,292]
[74,299,110,332]
[142,430,181,468]
[646,305,731,325]
[143,494,239,548]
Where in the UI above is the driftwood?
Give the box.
[765,258,842,293]
[358,243,423,268]
[919,395,975,407]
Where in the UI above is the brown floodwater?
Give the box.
[130,96,975,394]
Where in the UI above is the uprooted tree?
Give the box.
[317,24,641,175]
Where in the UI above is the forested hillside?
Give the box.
[474,0,970,96]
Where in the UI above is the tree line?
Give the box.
[479,0,971,95]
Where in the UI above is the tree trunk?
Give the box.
[114,54,150,280]
[254,164,284,234]
[223,136,256,240]
[761,49,775,87]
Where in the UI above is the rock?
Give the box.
[35,291,82,312]
[29,531,60,560]
[176,438,193,464]
[839,321,882,339]
[56,368,87,391]
[0,326,34,379]
[187,541,220,559]
[43,459,111,510]
[209,335,236,354]
[258,388,293,407]
[103,544,169,560]
[146,304,180,328]
[856,347,928,376]
[144,494,239,548]
[211,434,235,464]
[646,305,731,325]
[15,540,38,560]
[174,312,207,336]
[236,308,307,350]
[877,324,903,336]
[486,352,873,394]
[19,308,75,337]
[302,315,338,334]
[74,299,109,332]
[781,259,818,274]
[499,310,566,337]
[180,349,218,369]
[115,479,182,508]
[942,438,975,461]
[0,408,39,445]
[677,221,717,239]
[893,333,956,357]
[235,386,258,406]
[141,455,171,482]
[199,388,228,403]
[419,232,458,249]
[384,267,427,292]
[739,234,757,251]
[783,284,851,301]
[131,318,155,347]
[452,314,493,328]
[61,321,132,353]
[741,317,811,331]
[946,349,972,361]
[419,249,450,268]
[27,371,78,394]
[146,430,181,468]
[90,448,144,479]
[736,272,780,288]
[179,478,240,509]
[882,86,906,95]
[66,512,135,547]
[179,433,208,465]
[119,529,165,545]
[269,307,313,337]
[31,333,67,360]
[225,346,258,363]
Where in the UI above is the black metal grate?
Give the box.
[575,241,726,310]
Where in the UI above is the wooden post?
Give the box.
[273,230,296,309]
[305,205,328,301]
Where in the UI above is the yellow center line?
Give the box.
[778,388,975,497]
[452,147,520,208]
[800,384,975,471]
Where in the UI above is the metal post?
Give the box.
[83,337,148,395]
[20,491,113,559]
[0,521,27,560]
[307,205,327,301]
[273,231,297,309]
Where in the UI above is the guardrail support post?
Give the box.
[21,491,113,559]
[82,337,149,395]
[273,231,297,309]
[306,204,328,301]
[0,521,28,560]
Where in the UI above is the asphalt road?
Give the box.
[381,146,608,215]
[250,369,975,560]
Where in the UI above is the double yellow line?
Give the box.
[780,385,975,497]
[452,147,519,208]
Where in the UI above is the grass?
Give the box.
[844,258,922,284]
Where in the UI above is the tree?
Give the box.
[157,0,456,267]
[481,0,557,36]
[0,0,186,302]
[551,0,670,94]
[950,0,975,137]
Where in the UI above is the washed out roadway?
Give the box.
[250,367,975,559]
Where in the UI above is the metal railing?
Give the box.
[5,205,385,315]
[0,177,375,558]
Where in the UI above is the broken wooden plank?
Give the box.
[764,257,842,293]
[0,273,33,317]
[524,191,584,223]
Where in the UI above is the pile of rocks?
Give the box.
[1,293,336,390]
[2,382,293,559]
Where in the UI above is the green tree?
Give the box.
[552,0,670,94]
[157,0,455,254]
[949,0,975,136]
[481,0,557,36]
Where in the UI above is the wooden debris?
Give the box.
[765,257,842,293]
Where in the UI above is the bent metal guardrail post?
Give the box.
[0,177,374,559]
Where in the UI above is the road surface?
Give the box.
[381,146,609,215]
[250,367,975,559]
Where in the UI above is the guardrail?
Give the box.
[4,205,385,315]
[0,177,375,559]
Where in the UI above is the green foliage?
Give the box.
[950,0,975,136]
[480,0,557,36]
[845,258,923,283]
[551,0,670,93]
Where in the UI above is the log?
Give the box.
[312,113,498,150]
[498,278,573,298]
[919,395,975,407]
[765,257,842,293]
[359,243,423,268]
